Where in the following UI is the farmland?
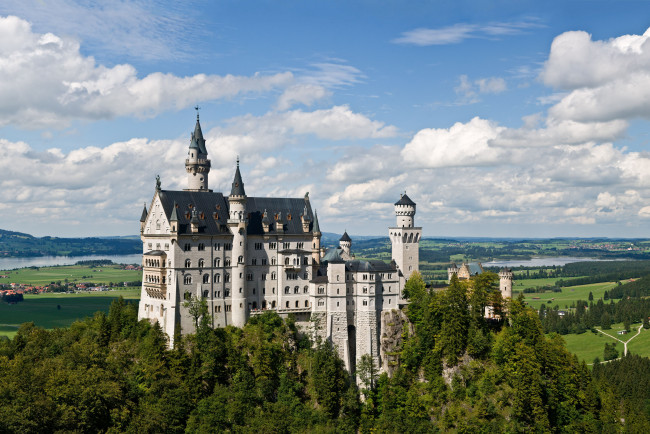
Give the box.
[0,288,140,339]
[0,264,141,286]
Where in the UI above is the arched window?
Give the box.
[214,273,221,282]
[238,255,244,263]
[305,300,309,307]
[285,257,290,265]
[284,286,290,294]
[295,300,299,308]
[262,301,267,309]
[185,259,191,268]
[272,301,276,308]
[214,258,221,267]
[271,272,276,280]
[225,258,231,267]
[271,258,276,265]
[294,286,299,294]
[225,273,230,283]
[198,259,204,268]
[184,275,192,284]
[285,301,289,308]
[304,286,309,293]
[203,274,209,283]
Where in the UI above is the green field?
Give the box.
[0,288,140,339]
[521,281,621,310]
[560,322,647,364]
[0,264,141,286]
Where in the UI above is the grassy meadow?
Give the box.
[520,281,624,310]
[560,322,648,364]
[0,264,141,286]
[0,288,140,339]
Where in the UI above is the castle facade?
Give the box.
[137,114,420,373]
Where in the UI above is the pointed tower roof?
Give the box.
[140,203,148,222]
[170,201,179,221]
[313,211,321,233]
[395,193,416,206]
[230,158,246,197]
[189,110,207,154]
[340,231,351,242]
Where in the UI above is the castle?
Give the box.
[137,113,420,373]
[447,262,513,301]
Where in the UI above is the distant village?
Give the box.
[0,264,141,303]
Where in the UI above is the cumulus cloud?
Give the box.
[0,15,293,129]
[541,28,650,124]
[401,117,505,168]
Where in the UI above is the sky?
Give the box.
[2,1,650,238]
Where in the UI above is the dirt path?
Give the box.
[596,325,643,356]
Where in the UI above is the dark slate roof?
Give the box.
[347,259,397,273]
[189,116,207,154]
[340,231,352,242]
[231,163,246,196]
[395,193,416,206]
[313,211,321,233]
[144,250,166,256]
[246,196,315,236]
[140,203,148,222]
[322,247,345,263]
[157,190,315,236]
[158,190,229,235]
[467,262,483,275]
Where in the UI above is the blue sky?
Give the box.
[1,0,650,238]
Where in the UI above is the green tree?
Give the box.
[182,295,208,330]
[588,291,593,301]
[356,353,378,394]
[439,275,470,365]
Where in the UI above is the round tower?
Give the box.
[499,268,513,299]
[395,193,416,228]
[228,158,248,327]
[389,192,421,281]
[339,231,351,257]
[185,110,211,191]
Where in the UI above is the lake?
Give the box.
[0,253,142,270]
[483,256,615,268]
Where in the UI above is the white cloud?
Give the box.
[454,75,507,104]
[0,15,293,129]
[393,19,544,46]
[276,84,331,111]
[541,28,650,124]
[0,1,200,61]
[401,117,505,168]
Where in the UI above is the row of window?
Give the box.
[146,243,169,251]
[183,243,233,252]
[179,240,311,253]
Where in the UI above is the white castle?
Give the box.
[138,113,420,373]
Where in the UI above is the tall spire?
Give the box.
[313,211,321,234]
[230,157,246,196]
[140,203,148,222]
[191,107,207,155]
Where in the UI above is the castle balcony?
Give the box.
[185,158,211,166]
[144,283,167,300]
[249,306,311,316]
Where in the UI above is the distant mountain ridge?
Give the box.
[0,229,141,258]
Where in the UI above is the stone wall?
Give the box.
[380,309,412,376]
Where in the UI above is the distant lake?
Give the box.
[483,256,616,268]
[0,254,142,270]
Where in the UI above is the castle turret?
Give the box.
[312,211,321,266]
[228,158,248,327]
[339,231,352,258]
[389,193,422,281]
[140,203,148,233]
[499,268,513,299]
[185,111,211,191]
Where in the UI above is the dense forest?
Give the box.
[2,273,646,432]
[0,229,140,257]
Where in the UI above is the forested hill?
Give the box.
[0,229,140,257]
